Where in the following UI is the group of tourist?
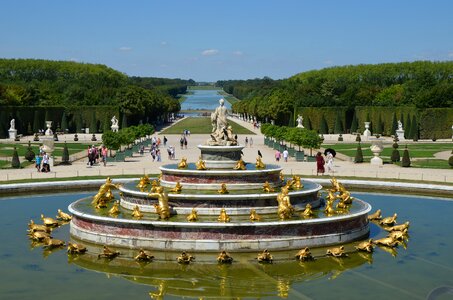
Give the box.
[274,149,289,162]
[35,150,50,172]
[87,145,108,167]
[316,151,334,175]
[244,137,253,147]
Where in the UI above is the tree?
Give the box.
[375,115,384,135]
[391,141,400,163]
[391,112,398,137]
[303,116,312,130]
[61,141,70,165]
[449,150,453,167]
[410,114,419,141]
[319,115,328,134]
[102,131,122,151]
[61,111,68,133]
[401,145,411,167]
[333,112,344,134]
[350,112,358,133]
[287,128,323,155]
[24,141,35,162]
[89,111,97,134]
[354,142,363,163]
[404,114,411,139]
[121,114,128,129]
[11,147,20,168]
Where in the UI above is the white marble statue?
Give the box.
[397,120,403,131]
[208,98,237,146]
[9,119,15,130]
[111,115,119,132]
[296,114,304,128]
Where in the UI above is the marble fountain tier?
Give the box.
[69,144,371,252]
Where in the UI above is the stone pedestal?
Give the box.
[41,136,55,168]
[111,125,119,132]
[370,139,383,166]
[8,129,17,139]
[396,129,405,141]
[198,145,244,169]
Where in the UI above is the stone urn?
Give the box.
[370,139,383,166]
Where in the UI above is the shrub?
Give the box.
[449,154,453,167]
[11,147,20,168]
[391,142,400,163]
[74,133,79,141]
[319,115,328,134]
[354,143,363,163]
[355,133,361,142]
[61,141,70,165]
[401,145,411,167]
[24,141,35,162]
[338,134,343,142]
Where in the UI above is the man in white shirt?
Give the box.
[283,149,289,162]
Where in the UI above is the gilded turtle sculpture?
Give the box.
[257,249,273,263]
[98,245,120,259]
[326,246,348,257]
[67,242,87,254]
[295,247,314,261]
[355,239,374,253]
[217,250,234,264]
[134,249,154,261]
[177,251,195,264]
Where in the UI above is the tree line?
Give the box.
[219,61,453,126]
[0,58,193,126]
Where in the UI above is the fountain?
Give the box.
[69,99,371,252]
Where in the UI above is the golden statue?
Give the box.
[170,181,182,193]
[339,190,353,204]
[262,181,275,193]
[257,249,273,263]
[218,208,230,222]
[43,237,65,249]
[67,242,87,254]
[195,156,207,170]
[186,208,198,222]
[276,187,294,220]
[279,171,285,182]
[301,203,314,217]
[387,229,408,241]
[177,251,195,264]
[28,220,51,233]
[326,246,348,257]
[56,209,72,221]
[249,209,261,221]
[41,214,59,227]
[330,177,342,192]
[326,190,338,202]
[30,231,51,242]
[355,239,374,253]
[98,245,120,259]
[217,250,234,263]
[374,236,398,247]
[131,205,143,219]
[295,247,314,261]
[368,209,382,221]
[108,200,120,215]
[149,180,160,193]
[177,157,188,169]
[134,249,154,261]
[385,221,410,232]
[136,175,151,192]
[233,159,246,170]
[324,201,336,216]
[255,156,266,169]
[92,177,120,208]
[218,183,229,194]
[292,175,303,189]
[148,186,171,219]
[379,213,398,226]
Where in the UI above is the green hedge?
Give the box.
[419,108,453,139]
[297,107,347,134]
[355,106,418,136]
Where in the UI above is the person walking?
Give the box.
[101,146,108,167]
[163,136,168,146]
[250,137,253,148]
[245,137,248,147]
[326,152,334,174]
[275,150,281,162]
[282,148,289,162]
[35,153,42,172]
[316,152,325,176]
[42,152,50,172]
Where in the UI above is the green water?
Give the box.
[1,192,452,299]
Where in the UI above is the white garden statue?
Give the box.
[296,114,304,128]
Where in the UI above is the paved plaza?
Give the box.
[0,117,452,184]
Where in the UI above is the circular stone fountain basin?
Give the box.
[160,163,283,190]
[68,197,371,252]
[119,179,322,215]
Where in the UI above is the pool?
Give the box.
[1,191,452,299]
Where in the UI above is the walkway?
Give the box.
[0,118,452,184]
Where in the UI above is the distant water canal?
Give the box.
[180,89,231,116]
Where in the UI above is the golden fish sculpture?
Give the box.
[218,208,230,222]
[186,208,198,222]
[177,157,188,169]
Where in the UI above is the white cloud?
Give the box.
[201,49,219,56]
[233,51,243,56]
[119,46,132,51]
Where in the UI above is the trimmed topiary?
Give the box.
[338,134,343,142]
[401,145,411,167]
[355,133,361,142]
[350,112,358,134]
[319,115,328,134]
[24,141,36,162]
[334,112,344,134]
[33,133,40,141]
[410,114,419,141]
[61,141,71,165]
[91,134,97,141]
[53,132,58,141]
[391,141,400,163]
[74,133,79,141]
[449,154,453,167]
[11,147,20,168]
[391,112,398,136]
[354,142,363,163]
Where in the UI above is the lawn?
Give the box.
[218,90,240,105]
[160,117,255,135]
[0,142,99,161]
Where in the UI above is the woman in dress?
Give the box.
[316,152,325,176]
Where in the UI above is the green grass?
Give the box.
[410,159,453,169]
[0,160,33,169]
[0,174,144,184]
[218,90,240,105]
[329,143,452,158]
[160,117,255,135]
[0,142,99,161]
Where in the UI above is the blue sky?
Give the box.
[1,0,452,81]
